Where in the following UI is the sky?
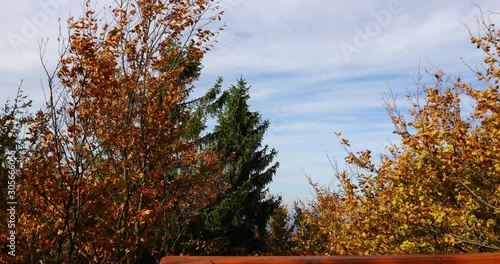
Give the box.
[2,0,500,206]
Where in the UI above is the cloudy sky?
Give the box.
[2,0,500,205]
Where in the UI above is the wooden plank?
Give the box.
[161,253,500,264]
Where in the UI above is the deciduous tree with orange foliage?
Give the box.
[6,0,224,263]
[293,13,500,255]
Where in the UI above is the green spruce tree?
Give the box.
[198,77,281,255]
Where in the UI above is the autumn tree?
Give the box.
[190,78,281,255]
[13,0,224,263]
[293,13,500,255]
[265,204,295,255]
[291,180,348,255]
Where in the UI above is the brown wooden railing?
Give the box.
[161,253,500,264]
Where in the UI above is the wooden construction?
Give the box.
[161,253,500,264]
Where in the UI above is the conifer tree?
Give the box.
[196,77,281,255]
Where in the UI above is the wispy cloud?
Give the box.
[199,0,500,203]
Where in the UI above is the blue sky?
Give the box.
[2,0,500,205]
